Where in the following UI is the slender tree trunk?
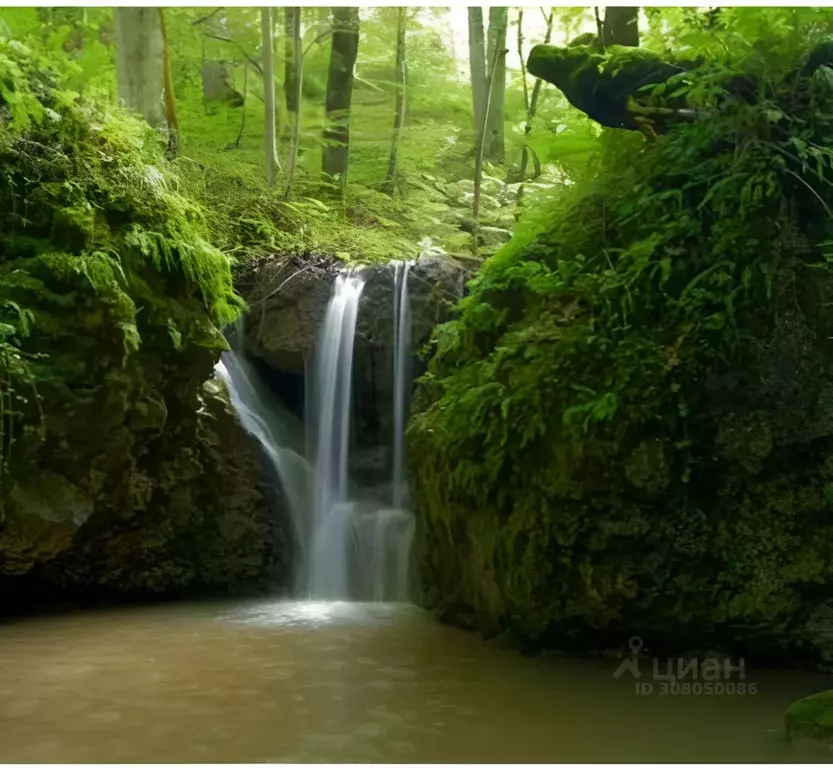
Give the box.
[485,7,508,162]
[383,8,407,197]
[234,62,248,149]
[114,8,179,155]
[518,8,554,184]
[262,7,280,185]
[602,7,640,47]
[472,42,507,255]
[284,8,303,199]
[284,7,300,114]
[157,9,179,156]
[594,7,605,50]
[467,7,487,140]
[322,6,359,185]
[272,7,282,44]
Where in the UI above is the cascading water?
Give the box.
[356,260,416,601]
[392,260,412,509]
[218,262,416,603]
[304,263,415,601]
[306,272,367,598]
[214,324,315,588]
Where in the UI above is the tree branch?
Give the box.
[204,32,263,76]
[192,8,223,26]
[303,27,332,57]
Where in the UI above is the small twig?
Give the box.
[353,73,386,94]
[204,32,263,76]
[302,27,333,57]
[192,8,223,26]
[784,168,833,218]
[251,265,311,307]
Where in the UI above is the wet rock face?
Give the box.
[239,253,467,377]
[235,252,466,496]
[0,375,290,605]
[238,254,338,375]
[355,256,467,349]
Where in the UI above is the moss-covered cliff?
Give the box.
[409,37,833,662]
[0,38,288,602]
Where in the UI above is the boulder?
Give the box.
[239,254,338,375]
[0,39,288,608]
[408,38,833,662]
[2,377,290,601]
[355,255,467,349]
[239,252,467,377]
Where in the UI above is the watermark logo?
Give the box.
[614,636,758,696]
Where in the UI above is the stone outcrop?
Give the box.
[238,252,467,377]
[407,39,833,664]
[0,39,290,609]
[1,377,290,604]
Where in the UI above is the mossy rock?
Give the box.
[409,36,833,661]
[0,35,288,604]
[786,691,833,746]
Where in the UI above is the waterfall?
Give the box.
[219,261,416,603]
[214,325,314,589]
[305,264,415,602]
[392,261,412,509]
[306,272,366,598]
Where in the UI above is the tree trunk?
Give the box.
[467,7,487,140]
[517,8,553,184]
[594,7,605,48]
[473,41,507,255]
[272,7,282,43]
[602,7,640,47]
[284,8,303,199]
[234,63,248,149]
[284,7,300,114]
[114,8,179,155]
[262,7,280,186]
[322,7,359,183]
[114,8,166,129]
[157,9,179,156]
[383,8,407,197]
[485,6,508,162]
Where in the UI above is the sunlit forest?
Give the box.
[3,4,833,763]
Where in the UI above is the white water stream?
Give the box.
[217,263,415,601]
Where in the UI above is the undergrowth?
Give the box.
[409,28,833,659]
[0,36,243,498]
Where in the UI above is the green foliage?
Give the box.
[786,690,833,744]
[0,34,243,492]
[409,14,833,659]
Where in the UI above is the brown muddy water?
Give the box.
[0,599,830,763]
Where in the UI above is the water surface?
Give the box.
[0,599,829,763]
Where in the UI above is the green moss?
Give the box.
[0,36,248,498]
[0,36,286,596]
[786,691,833,745]
[526,43,683,131]
[174,144,421,268]
[410,35,833,659]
